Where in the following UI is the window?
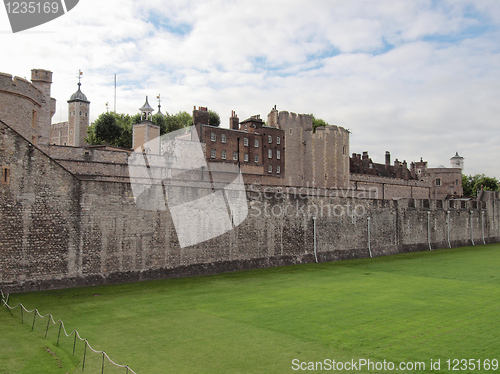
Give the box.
[254,139,259,148]
[244,153,249,162]
[435,178,441,186]
[455,179,459,186]
[233,152,238,161]
[276,137,281,145]
[211,133,216,142]
[268,164,272,173]
[276,150,281,160]
[32,110,37,129]
[221,134,227,143]
[221,150,227,160]
[243,138,248,147]
[268,149,272,159]
[255,154,259,163]
[79,111,82,115]
[211,149,216,158]
[85,113,88,117]
[268,135,272,144]
[277,165,281,174]
[1,166,10,185]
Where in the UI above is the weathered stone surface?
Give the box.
[1,121,499,293]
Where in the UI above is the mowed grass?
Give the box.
[1,244,500,373]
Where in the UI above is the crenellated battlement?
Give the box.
[0,72,43,106]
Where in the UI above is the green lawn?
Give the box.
[1,244,500,373]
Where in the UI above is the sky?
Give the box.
[1,0,499,178]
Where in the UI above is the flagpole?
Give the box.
[114,74,117,113]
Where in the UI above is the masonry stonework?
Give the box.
[1,120,499,293]
[0,70,55,147]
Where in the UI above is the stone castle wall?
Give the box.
[0,70,55,147]
[0,73,42,145]
[350,174,431,200]
[1,120,499,293]
[276,111,350,190]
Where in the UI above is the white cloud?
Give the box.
[0,0,499,177]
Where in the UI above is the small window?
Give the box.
[254,139,259,148]
[1,166,10,185]
[243,138,249,147]
[268,135,272,144]
[277,165,281,174]
[32,110,37,129]
[211,149,216,158]
[244,153,249,162]
[455,179,459,186]
[233,152,238,161]
[211,133,216,142]
[436,178,441,186]
[276,137,281,145]
[221,150,227,160]
[268,149,272,159]
[289,128,292,134]
[268,164,272,173]
[79,111,82,115]
[255,154,259,163]
[221,134,227,143]
[276,150,281,160]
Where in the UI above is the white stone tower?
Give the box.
[450,152,464,170]
[67,72,90,147]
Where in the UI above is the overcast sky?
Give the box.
[1,0,499,177]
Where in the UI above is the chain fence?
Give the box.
[1,290,137,373]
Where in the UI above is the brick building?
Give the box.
[193,107,285,182]
[350,151,464,199]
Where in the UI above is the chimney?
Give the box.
[193,106,209,127]
[267,105,278,128]
[362,151,369,160]
[402,160,408,180]
[230,110,239,130]
[385,151,390,168]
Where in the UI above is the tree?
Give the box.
[462,174,499,197]
[208,110,220,127]
[86,110,194,149]
[176,111,193,128]
[89,112,123,146]
[310,114,329,132]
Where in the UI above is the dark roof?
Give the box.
[68,83,89,103]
